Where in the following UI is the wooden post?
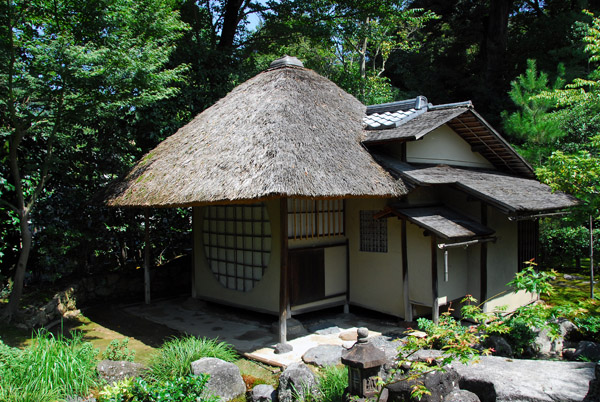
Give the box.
[401,218,412,321]
[279,198,289,345]
[344,238,350,314]
[144,209,151,305]
[431,235,439,324]
[480,204,488,303]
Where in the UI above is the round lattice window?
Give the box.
[202,203,271,292]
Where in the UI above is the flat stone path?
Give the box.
[125,297,408,367]
[454,355,596,402]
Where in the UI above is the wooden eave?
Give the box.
[446,110,534,178]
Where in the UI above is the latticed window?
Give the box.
[518,219,539,271]
[203,204,271,292]
[360,210,387,252]
[287,198,344,239]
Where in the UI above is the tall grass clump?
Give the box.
[316,365,347,402]
[149,336,237,381]
[0,330,99,402]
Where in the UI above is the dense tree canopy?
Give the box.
[1,0,599,312]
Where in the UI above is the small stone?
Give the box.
[251,384,277,402]
[339,329,358,341]
[342,341,355,349]
[563,348,577,360]
[443,389,480,402]
[275,342,293,354]
[409,331,427,338]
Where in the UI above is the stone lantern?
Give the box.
[341,328,388,402]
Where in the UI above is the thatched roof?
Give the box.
[363,98,534,178]
[106,58,405,208]
[373,154,579,214]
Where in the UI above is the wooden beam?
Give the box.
[279,197,289,344]
[480,203,488,303]
[144,209,151,305]
[344,238,350,314]
[431,234,439,324]
[402,219,412,321]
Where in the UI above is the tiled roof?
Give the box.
[363,107,468,143]
[363,108,423,129]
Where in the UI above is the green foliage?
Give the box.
[315,365,348,402]
[508,261,557,296]
[387,296,508,399]
[149,336,237,381]
[0,331,99,402]
[258,0,437,104]
[98,374,218,402]
[103,338,136,362]
[502,59,565,165]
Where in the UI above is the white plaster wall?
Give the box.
[406,125,494,169]
[346,198,405,317]
[483,208,536,312]
[406,222,432,305]
[437,246,469,302]
[192,200,281,314]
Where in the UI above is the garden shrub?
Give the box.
[103,338,136,362]
[149,335,237,381]
[98,373,219,402]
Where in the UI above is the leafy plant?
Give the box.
[149,336,237,381]
[103,338,136,362]
[0,330,99,402]
[508,260,557,296]
[98,374,218,402]
[385,297,508,400]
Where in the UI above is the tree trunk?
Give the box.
[4,212,32,321]
[484,0,512,91]
[218,0,245,50]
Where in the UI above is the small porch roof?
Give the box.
[373,155,579,215]
[376,205,494,240]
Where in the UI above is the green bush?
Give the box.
[149,336,237,381]
[0,331,99,402]
[98,374,219,402]
[103,338,136,362]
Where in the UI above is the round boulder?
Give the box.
[191,357,246,402]
[278,362,318,402]
[302,345,343,367]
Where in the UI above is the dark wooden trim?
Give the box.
[345,238,350,312]
[279,197,289,344]
[480,203,488,303]
[289,242,347,252]
[401,218,411,321]
[431,234,439,323]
